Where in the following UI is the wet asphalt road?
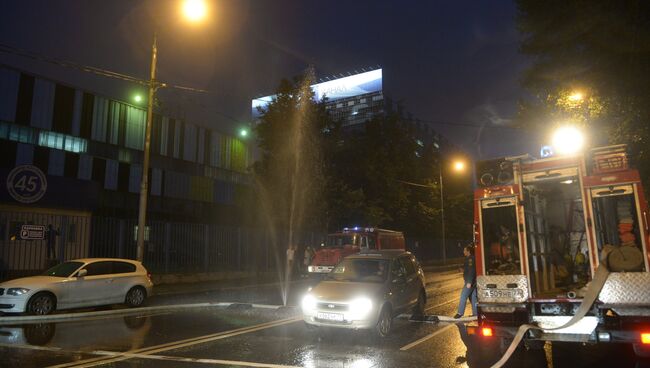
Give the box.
[0,270,648,368]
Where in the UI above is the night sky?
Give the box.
[0,0,540,159]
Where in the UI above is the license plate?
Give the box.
[482,289,524,299]
[317,312,344,321]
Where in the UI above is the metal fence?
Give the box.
[0,208,320,281]
[0,207,468,281]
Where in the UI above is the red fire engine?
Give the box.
[473,145,650,357]
[307,227,405,275]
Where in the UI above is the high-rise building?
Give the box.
[251,68,455,154]
[252,68,385,128]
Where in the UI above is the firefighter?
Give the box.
[454,245,477,319]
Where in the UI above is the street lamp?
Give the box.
[136,0,208,262]
[551,126,584,155]
[439,159,466,264]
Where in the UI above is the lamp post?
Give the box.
[136,0,208,262]
[439,159,466,264]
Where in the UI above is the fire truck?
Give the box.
[472,145,650,357]
[307,227,405,275]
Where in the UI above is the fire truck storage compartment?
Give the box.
[591,185,646,272]
[481,196,521,276]
[522,167,591,298]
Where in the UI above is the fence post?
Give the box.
[237,227,242,271]
[58,217,67,263]
[118,219,125,259]
[164,223,171,274]
[204,224,209,273]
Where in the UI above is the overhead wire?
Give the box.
[0,42,209,94]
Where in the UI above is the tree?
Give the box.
[516,0,650,185]
[253,70,332,239]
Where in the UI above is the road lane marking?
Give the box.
[399,324,455,351]
[48,316,302,368]
[91,350,303,368]
[425,297,458,312]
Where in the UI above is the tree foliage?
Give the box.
[516,0,650,184]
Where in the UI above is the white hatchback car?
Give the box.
[0,258,154,315]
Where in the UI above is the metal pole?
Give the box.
[136,32,158,262]
[439,164,446,264]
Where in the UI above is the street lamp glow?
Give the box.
[182,0,207,22]
[453,160,465,172]
[568,91,584,102]
[552,126,584,155]
[239,129,248,138]
[133,94,143,103]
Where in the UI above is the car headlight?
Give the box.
[302,294,317,312]
[349,297,373,318]
[7,288,30,296]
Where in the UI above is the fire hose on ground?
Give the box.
[490,264,610,368]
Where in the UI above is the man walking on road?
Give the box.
[454,245,477,318]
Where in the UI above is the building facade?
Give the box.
[0,65,252,276]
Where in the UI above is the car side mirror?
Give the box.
[77,269,87,278]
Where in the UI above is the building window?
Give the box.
[64,152,79,178]
[118,162,130,192]
[52,84,75,134]
[33,146,49,172]
[91,157,106,183]
[38,131,87,153]
[15,73,35,125]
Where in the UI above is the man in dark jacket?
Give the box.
[454,245,477,318]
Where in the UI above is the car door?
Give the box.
[109,261,138,301]
[389,259,408,310]
[399,256,419,308]
[71,261,115,307]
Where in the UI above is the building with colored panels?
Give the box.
[0,65,252,224]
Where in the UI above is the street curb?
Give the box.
[153,278,310,297]
[0,302,294,324]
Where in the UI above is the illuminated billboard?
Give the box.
[252,69,383,118]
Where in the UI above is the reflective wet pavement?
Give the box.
[0,270,648,368]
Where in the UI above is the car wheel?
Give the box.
[375,305,392,338]
[412,289,426,317]
[125,286,146,308]
[27,292,56,315]
[633,343,650,358]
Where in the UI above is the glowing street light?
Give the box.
[552,126,584,155]
[239,128,249,138]
[133,94,143,104]
[568,91,584,102]
[182,0,208,23]
[453,160,466,172]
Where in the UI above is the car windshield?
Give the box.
[326,258,389,283]
[326,235,357,247]
[42,261,84,277]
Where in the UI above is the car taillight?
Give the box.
[642,333,650,344]
[147,272,152,280]
[482,327,493,337]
